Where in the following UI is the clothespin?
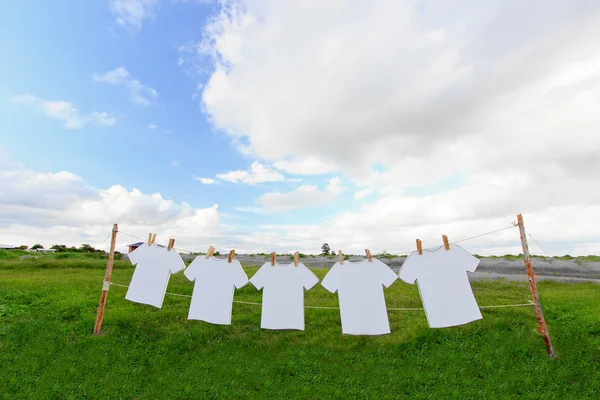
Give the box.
[227,249,235,263]
[271,252,276,266]
[416,239,423,255]
[151,234,157,244]
[442,235,450,251]
[205,245,215,258]
[167,238,175,251]
[339,250,344,265]
[147,233,153,246]
[294,251,299,267]
[365,249,372,262]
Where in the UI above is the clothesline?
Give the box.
[107,282,536,311]
[116,222,519,257]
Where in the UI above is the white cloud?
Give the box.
[177,56,185,66]
[274,157,338,175]
[326,176,345,195]
[354,188,374,200]
[171,161,179,167]
[0,149,221,252]
[257,184,335,212]
[148,124,157,130]
[187,1,600,254]
[197,2,600,178]
[11,94,116,129]
[109,0,157,30]
[195,177,216,184]
[94,66,158,106]
[216,161,284,185]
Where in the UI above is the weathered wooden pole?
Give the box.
[93,223,118,335]
[517,214,556,358]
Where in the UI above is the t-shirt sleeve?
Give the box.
[298,263,319,290]
[167,250,186,274]
[377,260,398,288]
[249,263,269,290]
[452,245,480,273]
[321,263,341,293]
[128,245,145,266]
[232,261,249,289]
[183,258,198,281]
[398,252,419,284]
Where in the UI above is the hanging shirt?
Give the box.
[183,256,249,324]
[125,244,186,308]
[321,259,398,335]
[399,244,482,328]
[249,262,319,330]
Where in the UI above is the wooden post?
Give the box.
[93,223,118,335]
[517,214,556,358]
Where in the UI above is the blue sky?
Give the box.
[0,1,352,228]
[1,1,599,255]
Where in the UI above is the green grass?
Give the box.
[1,258,599,398]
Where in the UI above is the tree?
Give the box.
[79,244,95,253]
[321,243,331,255]
[31,244,44,250]
[51,244,68,252]
[331,250,335,256]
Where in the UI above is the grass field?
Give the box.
[1,254,599,399]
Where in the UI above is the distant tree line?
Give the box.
[50,244,106,253]
[13,244,106,253]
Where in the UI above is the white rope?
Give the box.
[108,282,537,311]
[527,233,552,257]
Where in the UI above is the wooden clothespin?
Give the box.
[205,245,215,258]
[147,233,153,246]
[151,234,157,244]
[442,235,450,251]
[339,250,344,265]
[271,252,276,266]
[416,239,423,255]
[294,251,299,267]
[227,249,235,263]
[167,238,175,251]
[365,249,372,262]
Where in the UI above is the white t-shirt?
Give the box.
[321,259,398,335]
[249,262,319,330]
[125,244,186,308]
[183,256,249,324]
[399,244,482,328]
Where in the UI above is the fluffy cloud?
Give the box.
[326,177,345,195]
[148,124,157,130]
[216,161,284,184]
[274,157,338,175]
[354,188,374,200]
[94,66,158,106]
[0,149,221,252]
[257,184,335,212]
[195,177,216,184]
[197,1,600,179]
[109,0,157,30]
[11,94,116,129]
[186,0,600,254]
